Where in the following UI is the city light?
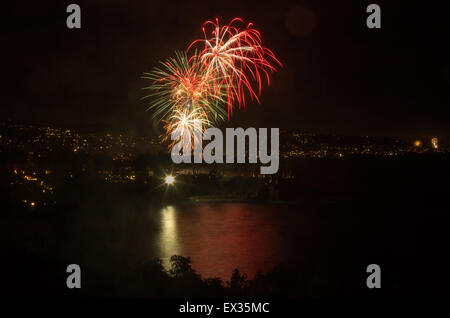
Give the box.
[414,140,422,147]
[164,175,175,185]
[431,137,439,149]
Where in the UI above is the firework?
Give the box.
[142,51,226,125]
[164,106,209,149]
[188,17,282,115]
[142,18,281,150]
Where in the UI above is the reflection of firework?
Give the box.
[189,18,282,115]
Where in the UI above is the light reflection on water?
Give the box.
[154,203,307,280]
[157,205,180,267]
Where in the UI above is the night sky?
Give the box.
[4,1,450,139]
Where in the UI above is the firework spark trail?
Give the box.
[188,17,282,116]
[142,51,226,125]
[164,107,209,149]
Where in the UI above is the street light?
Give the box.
[164,175,175,185]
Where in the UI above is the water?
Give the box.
[55,199,397,284]
[4,192,445,295]
[150,203,316,280]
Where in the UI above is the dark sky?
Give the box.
[4,1,450,139]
